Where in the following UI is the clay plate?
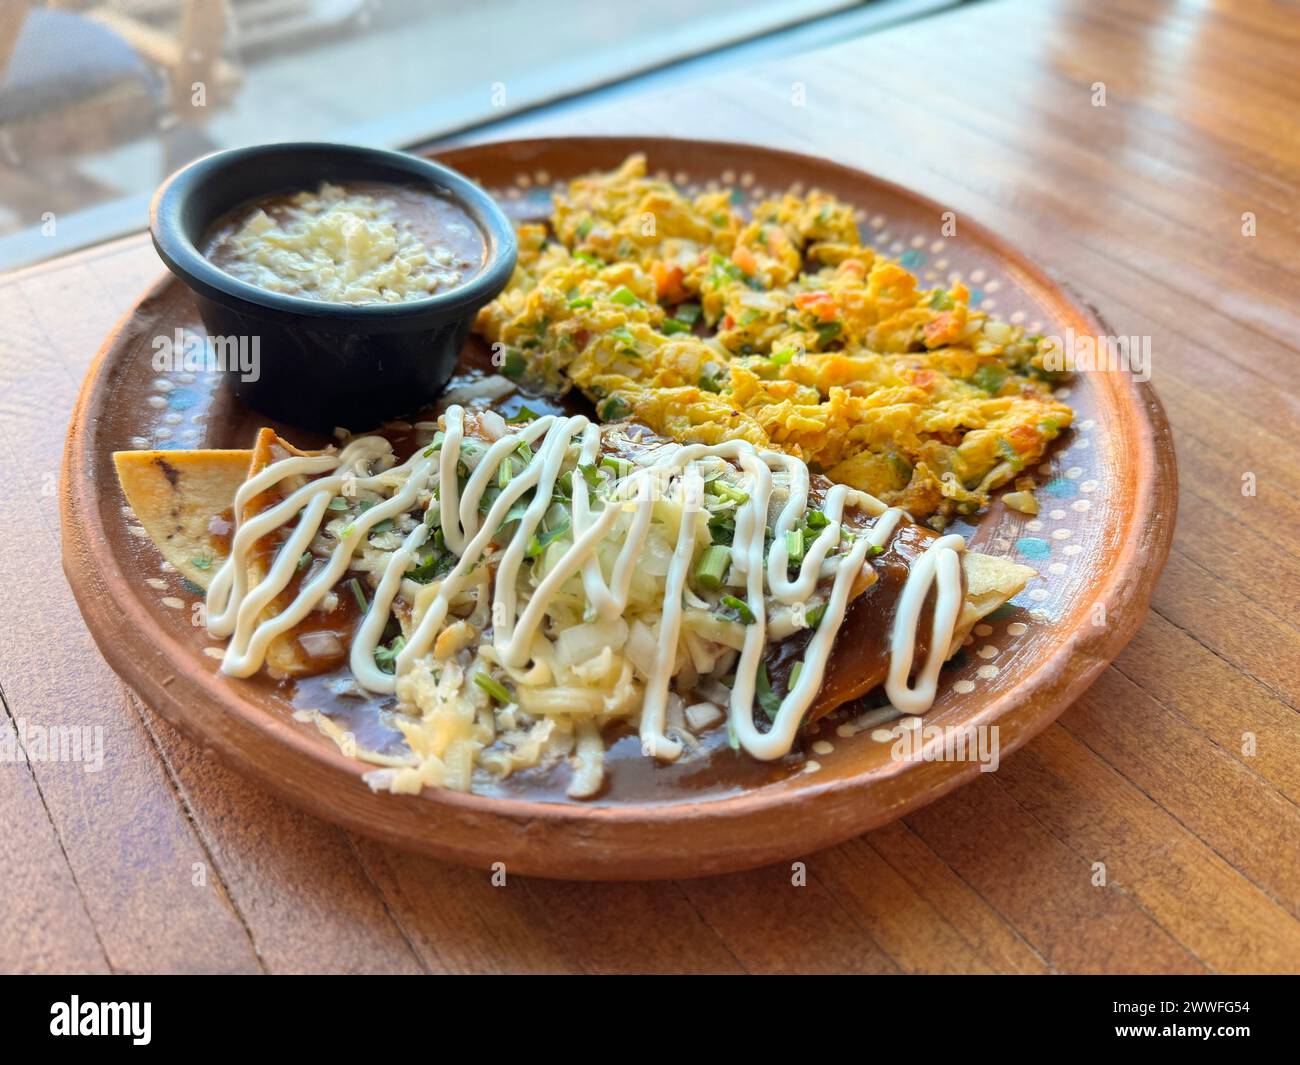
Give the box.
[61,137,1177,879]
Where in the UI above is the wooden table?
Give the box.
[3,0,1297,974]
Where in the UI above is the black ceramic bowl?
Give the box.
[150,142,517,432]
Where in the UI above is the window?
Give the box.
[0,0,869,270]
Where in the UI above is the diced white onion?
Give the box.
[685,701,724,731]
[555,617,627,669]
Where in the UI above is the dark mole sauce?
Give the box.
[767,519,950,725]
[222,349,953,803]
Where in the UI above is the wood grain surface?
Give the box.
[3,0,1297,973]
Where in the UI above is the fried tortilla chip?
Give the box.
[113,449,251,589]
[240,428,338,679]
[952,551,1036,652]
[115,431,340,680]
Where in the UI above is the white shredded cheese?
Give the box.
[211,182,466,304]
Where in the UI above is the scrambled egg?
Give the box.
[475,154,1072,525]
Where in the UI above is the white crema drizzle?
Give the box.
[204,405,967,762]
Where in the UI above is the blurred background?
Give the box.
[0,0,959,272]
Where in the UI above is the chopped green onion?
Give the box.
[474,672,513,705]
[718,594,755,625]
[508,406,541,423]
[805,510,830,530]
[567,295,594,309]
[804,603,826,629]
[709,480,749,505]
[693,545,731,590]
[516,440,534,463]
[598,396,631,421]
[609,325,639,356]
[972,364,1008,394]
[577,462,601,487]
[674,301,702,325]
[661,317,691,335]
[573,250,600,266]
[885,449,914,483]
[501,349,526,380]
[814,320,843,345]
[789,661,803,690]
[996,437,1024,470]
[498,456,514,489]
[609,285,640,306]
[601,456,633,480]
[698,368,723,393]
[785,528,804,563]
[576,217,593,240]
[296,551,312,572]
[770,347,796,366]
[348,578,368,613]
[868,543,885,556]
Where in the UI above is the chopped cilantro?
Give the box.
[374,635,405,675]
[755,663,782,722]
